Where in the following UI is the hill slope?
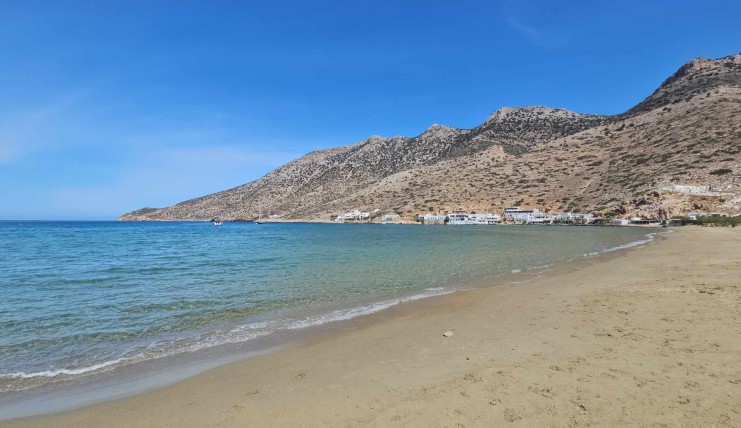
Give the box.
[119,54,741,222]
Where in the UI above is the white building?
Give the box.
[685,211,707,220]
[527,214,551,224]
[503,206,540,222]
[574,213,595,224]
[337,209,370,221]
[631,217,661,226]
[660,184,711,195]
[553,212,574,222]
[422,213,446,224]
[506,208,543,224]
[466,213,501,225]
[447,209,470,225]
[503,206,523,219]
[485,213,502,224]
[611,218,630,226]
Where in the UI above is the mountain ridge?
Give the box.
[119,54,741,222]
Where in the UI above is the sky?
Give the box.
[1,1,739,220]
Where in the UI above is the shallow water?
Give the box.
[0,221,652,392]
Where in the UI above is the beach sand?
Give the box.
[4,227,740,427]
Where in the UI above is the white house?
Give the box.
[660,184,712,195]
[574,213,595,223]
[554,212,574,222]
[685,211,708,220]
[485,213,502,224]
[631,217,661,226]
[527,214,551,224]
[447,209,470,225]
[611,218,630,226]
[667,218,683,226]
[337,209,370,221]
[506,208,543,224]
[466,213,501,225]
[503,206,544,223]
[503,206,523,219]
[422,213,446,224]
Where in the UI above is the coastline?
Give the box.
[4,226,740,426]
[0,223,654,400]
[0,226,657,416]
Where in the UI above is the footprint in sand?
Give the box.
[502,408,523,422]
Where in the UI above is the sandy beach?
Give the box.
[4,226,740,427]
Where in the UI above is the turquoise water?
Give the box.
[0,221,653,392]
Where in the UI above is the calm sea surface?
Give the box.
[0,221,653,393]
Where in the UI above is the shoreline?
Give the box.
[4,227,740,426]
[0,228,659,419]
[114,217,674,228]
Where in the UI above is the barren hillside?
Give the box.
[119,54,740,222]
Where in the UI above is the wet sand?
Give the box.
[4,227,740,427]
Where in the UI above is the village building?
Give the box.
[336,209,371,221]
[685,211,707,220]
[526,214,551,224]
[447,208,470,225]
[422,213,446,224]
[630,217,661,226]
[660,184,712,195]
[466,213,501,225]
[552,212,595,224]
[504,207,543,224]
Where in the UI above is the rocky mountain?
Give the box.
[625,54,741,116]
[119,54,741,222]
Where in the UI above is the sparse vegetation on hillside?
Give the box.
[680,215,741,227]
[710,168,732,175]
[119,54,741,222]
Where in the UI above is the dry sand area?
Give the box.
[6,227,741,427]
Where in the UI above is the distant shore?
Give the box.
[116,217,673,227]
[5,226,741,427]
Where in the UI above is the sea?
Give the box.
[0,221,656,416]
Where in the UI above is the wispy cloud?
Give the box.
[498,0,570,49]
[0,91,86,164]
[45,145,299,218]
[0,89,303,219]
[507,18,570,49]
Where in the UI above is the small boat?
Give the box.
[212,217,223,226]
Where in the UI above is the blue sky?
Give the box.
[1,1,739,219]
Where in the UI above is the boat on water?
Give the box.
[212,217,223,226]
